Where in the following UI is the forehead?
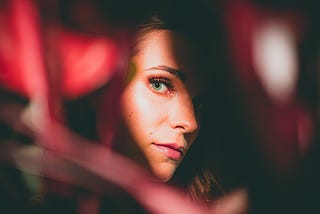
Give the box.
[134,29,204,95]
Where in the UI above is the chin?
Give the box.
[151,163,176,183]
[156,174,171,183]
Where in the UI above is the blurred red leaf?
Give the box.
[58,30,121,98]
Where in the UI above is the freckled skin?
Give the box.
[113,30,200,182]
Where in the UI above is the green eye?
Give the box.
[149,78,172,93]
[151,81,165,91]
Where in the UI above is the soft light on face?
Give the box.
[114,30,200,182]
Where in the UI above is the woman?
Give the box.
[110,15,222,201]
[113,19,199,182]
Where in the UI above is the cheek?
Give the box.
[121,84,161,138]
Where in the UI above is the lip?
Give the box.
[152,143,185,160]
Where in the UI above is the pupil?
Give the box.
[154,82,161,89]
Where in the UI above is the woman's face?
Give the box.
[114,29,201,182]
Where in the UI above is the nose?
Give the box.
[169,95,198,134]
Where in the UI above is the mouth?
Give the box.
[152,143,185,160]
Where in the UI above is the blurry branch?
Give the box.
[211,189,248,214]
[5,101,210,214]
[0,97,250,214]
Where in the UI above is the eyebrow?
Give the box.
[146,65,186,82]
